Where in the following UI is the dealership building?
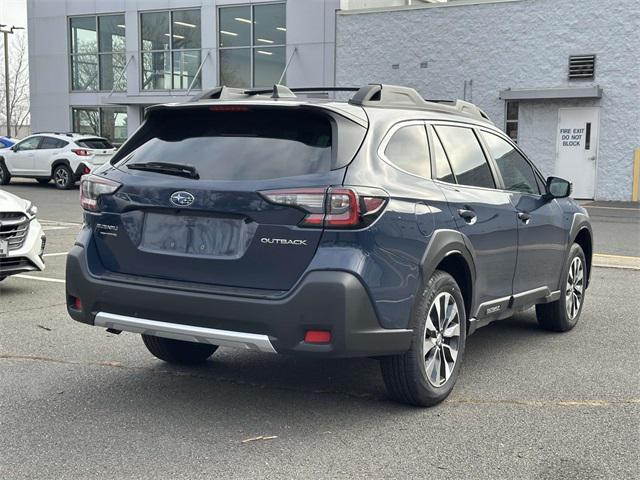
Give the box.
[27,0,639,200]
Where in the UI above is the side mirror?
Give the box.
[11,145,18,152]
[544,176,572,199]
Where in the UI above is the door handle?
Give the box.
[458,208,477,225]
[517,212,531,224]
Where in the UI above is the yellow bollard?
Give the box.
[633,149,640,202]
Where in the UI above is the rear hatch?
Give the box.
[90,103,367,291]
[77,138,117,165]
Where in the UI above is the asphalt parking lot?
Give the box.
[1,180,639,479]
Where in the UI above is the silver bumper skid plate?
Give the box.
[94,312,277,353]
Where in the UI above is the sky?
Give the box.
[0,0,28,29]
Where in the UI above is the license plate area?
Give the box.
[139,212,256,259]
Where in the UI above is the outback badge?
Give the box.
[170,191,195,207]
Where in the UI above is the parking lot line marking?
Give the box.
[42,252,68,257]
[40,219,83,226]
[42,226,72,231]
[582,205,640,211]
[13,274,65,284]
[593,253,640,260]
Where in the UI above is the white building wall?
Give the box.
[335,0,640,200]
[27,0,340,136]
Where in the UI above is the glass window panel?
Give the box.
[430,127,455,183]
[72,108,100,136]
[99,53,126,91]
[142,51,171,90]
[141,11,170,51]
[435,125,495,189]
[98,15,126,52]
[220,48,251,88]
[253,46,285,87]
[218,6,251,47]
[384,124,430,178]
[71,55,99,90]
[506,101,519,121]
[172,50,201,89]
[16,136,42,151]
[70,17,97,54]
[253,3,286,46]
[101,107,128,145]
[481,131,539,194]
[172,9,201,49]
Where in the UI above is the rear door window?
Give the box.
[434,125,495,189]
[119,108,333,181]
[76,138,114,149]
[40,137,68,149]
[481,131,540,194]
[383,123,430,178]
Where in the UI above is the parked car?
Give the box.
[0,190,46,281]
[65,84,593,406]
[0,133,116,189]
[0,136,18,149]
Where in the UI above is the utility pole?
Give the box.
[0,24,24,137]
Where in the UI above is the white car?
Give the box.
[0,133,116,189]
[0,189,46,281]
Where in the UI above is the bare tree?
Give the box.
[0,32,30,137]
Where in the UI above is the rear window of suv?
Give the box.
[118,108,333,181]
[76,138,114,149]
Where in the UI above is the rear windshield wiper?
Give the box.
[126,162,200,179]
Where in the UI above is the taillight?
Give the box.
[72,148,91,156]
[80,174,121,212]
[260,186,388,229]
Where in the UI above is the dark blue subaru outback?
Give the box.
[66,84,592,406]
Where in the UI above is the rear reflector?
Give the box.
[259,186,388,229]
[304,330,332,344]
[71,296,82,311]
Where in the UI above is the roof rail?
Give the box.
[32,131,77,137]
[189,83,492,123]
[349,84,492,123]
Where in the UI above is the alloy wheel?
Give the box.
[423,291,461,387]
[565,256,584,319]
[55,168,69,188]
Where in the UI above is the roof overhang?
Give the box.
[499,85,603,101]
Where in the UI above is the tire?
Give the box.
[52,164,74,190]
[380,270,467,407]
[536,243,587,332]
[0,161,11,185]
[141,334,218,365]
[36,178,50,184]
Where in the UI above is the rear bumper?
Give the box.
[65,244,412,357]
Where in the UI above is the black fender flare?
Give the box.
[567,212,593,286]
[418,229,478,318]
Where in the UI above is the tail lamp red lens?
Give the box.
[260,186,387,229]
[80,174,121,212]
[72,148,91,157]
[304,330,332,344]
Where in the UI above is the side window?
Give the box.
[481,131,540,194]
[16,137,41,151]
[40,137,67,149]
[434,125,495,189]
[429,126,455,183]
[383,124,430,178]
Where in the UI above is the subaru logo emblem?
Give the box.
[170,191,195,207]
